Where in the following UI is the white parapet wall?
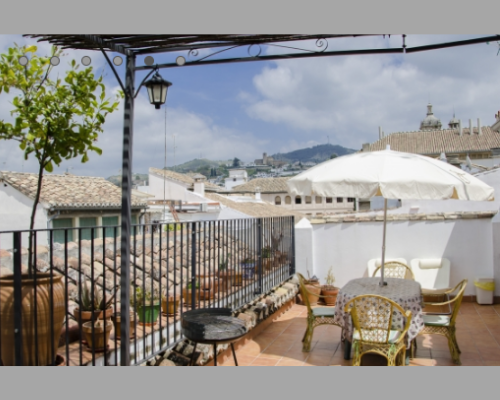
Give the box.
[299,211,497,297]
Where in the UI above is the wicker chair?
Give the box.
[296,273,342,352]
[344,294,412,366]
[412,279,467,365]
[372,261,415,280]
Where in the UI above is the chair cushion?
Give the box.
[352,329,401,343]
[422,288,451,295]
[419,259,443,269]
[423,315,451,326]
[312,307,336,318]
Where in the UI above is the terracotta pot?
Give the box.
[304,280,321,306]
[111,312,136,340]
[0,273,65,366]
[182,288,200,305]
[217,271,231,291]
[82,320,113,351]
[263,258,274,271]
[231,271,243,286]
[321,286,339,306]
[161,294,180,315]
[73,306,114,328]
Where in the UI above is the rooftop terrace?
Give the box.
[211,302,500,366]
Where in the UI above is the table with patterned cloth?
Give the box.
[333,277,424,360]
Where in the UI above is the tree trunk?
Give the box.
[27,157,46,278]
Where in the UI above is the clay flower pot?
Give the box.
[161,294,181,315]
[217,270,231,291]
[231,270,243,286]
[111,312,136,340]
[321,286,340,306]
[73,306,113,344]
[82,320,113,351]
[0,273,65,366]
[304,280,321,306]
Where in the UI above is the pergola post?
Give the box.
[120,54,135,366]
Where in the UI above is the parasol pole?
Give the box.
[380,198,388,286]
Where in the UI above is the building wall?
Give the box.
[149,173,206,203]
[0,185,48,248]
[262,193,354,215]
[295,217,495,297]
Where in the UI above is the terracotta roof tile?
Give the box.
[364,126,500,155]
[0,172,147,209]
[230,177,291,193]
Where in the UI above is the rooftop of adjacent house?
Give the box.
[229,177,291,194]
[0,171,148,210]
[149,167,222,192]
[362,126,500,155]
[204,192,305,220]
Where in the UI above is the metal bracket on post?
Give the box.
[13,232,23,366]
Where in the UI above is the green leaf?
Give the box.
[45,161,53,172]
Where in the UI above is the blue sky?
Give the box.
[1,34,500,178]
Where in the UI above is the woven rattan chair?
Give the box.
[412,279,467,365]
[297,273,342,352]
[372,261,415,280]
[344,294,412,366]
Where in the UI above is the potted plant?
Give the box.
[82,318,113,352]
[182,280,200,306]
[130,286,161,326]
[262,246,274,271]
[303,269,321,306]
[161,292,181,315]
[241,257,256,279]
[111,311,137,340]
[218,253,231,291]
[71,275,117,343]
[321,266,339,306]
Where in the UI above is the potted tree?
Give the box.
[82,318,113,352]
[321,266,339,306]
[130,286,161,326]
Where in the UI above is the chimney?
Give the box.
[469,119,473,135]
[362,143,370,151]
[478,118,482,135]
[193,178,205,197]
[255,186,261,201]
[459,120,462,136]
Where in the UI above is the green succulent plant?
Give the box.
[73,274,118,312]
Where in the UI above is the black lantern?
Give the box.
[144,71,172,109]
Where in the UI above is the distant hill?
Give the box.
[164,158,225,174]
[107,173,148,187]
[271,144,356,164]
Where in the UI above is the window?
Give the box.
[315,196,322,204]
[305,196,312,204]
[52,218,73,243]
[295,196,302,204]
[102,216,119,238]
[275,196,282,205]
[285,196,291,204]
[337,197,344,203]
[326,197,333,203]
[347,198,355,203]
[79,217,98,240]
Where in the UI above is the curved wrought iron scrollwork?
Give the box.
[247,44,262,57]
[315,38,328,52]
[188,49,199,59]
[267,37,329,53]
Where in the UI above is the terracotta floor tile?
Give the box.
[276,359,305,366]
[250,356,281,366]
[410,358,438,366]
[432,357,457,366]
[482,360,500,366]
[237,341,265,357]
[283,348,311,361]
[305,353,334,366]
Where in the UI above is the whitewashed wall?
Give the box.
[295,217,496,297]
[148,173,208,203]
[0,185,48,249]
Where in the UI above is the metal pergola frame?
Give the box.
[22,33,500,365]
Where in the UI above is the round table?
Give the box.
[333,277,424,361]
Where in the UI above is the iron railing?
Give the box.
[0,216,295,366]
